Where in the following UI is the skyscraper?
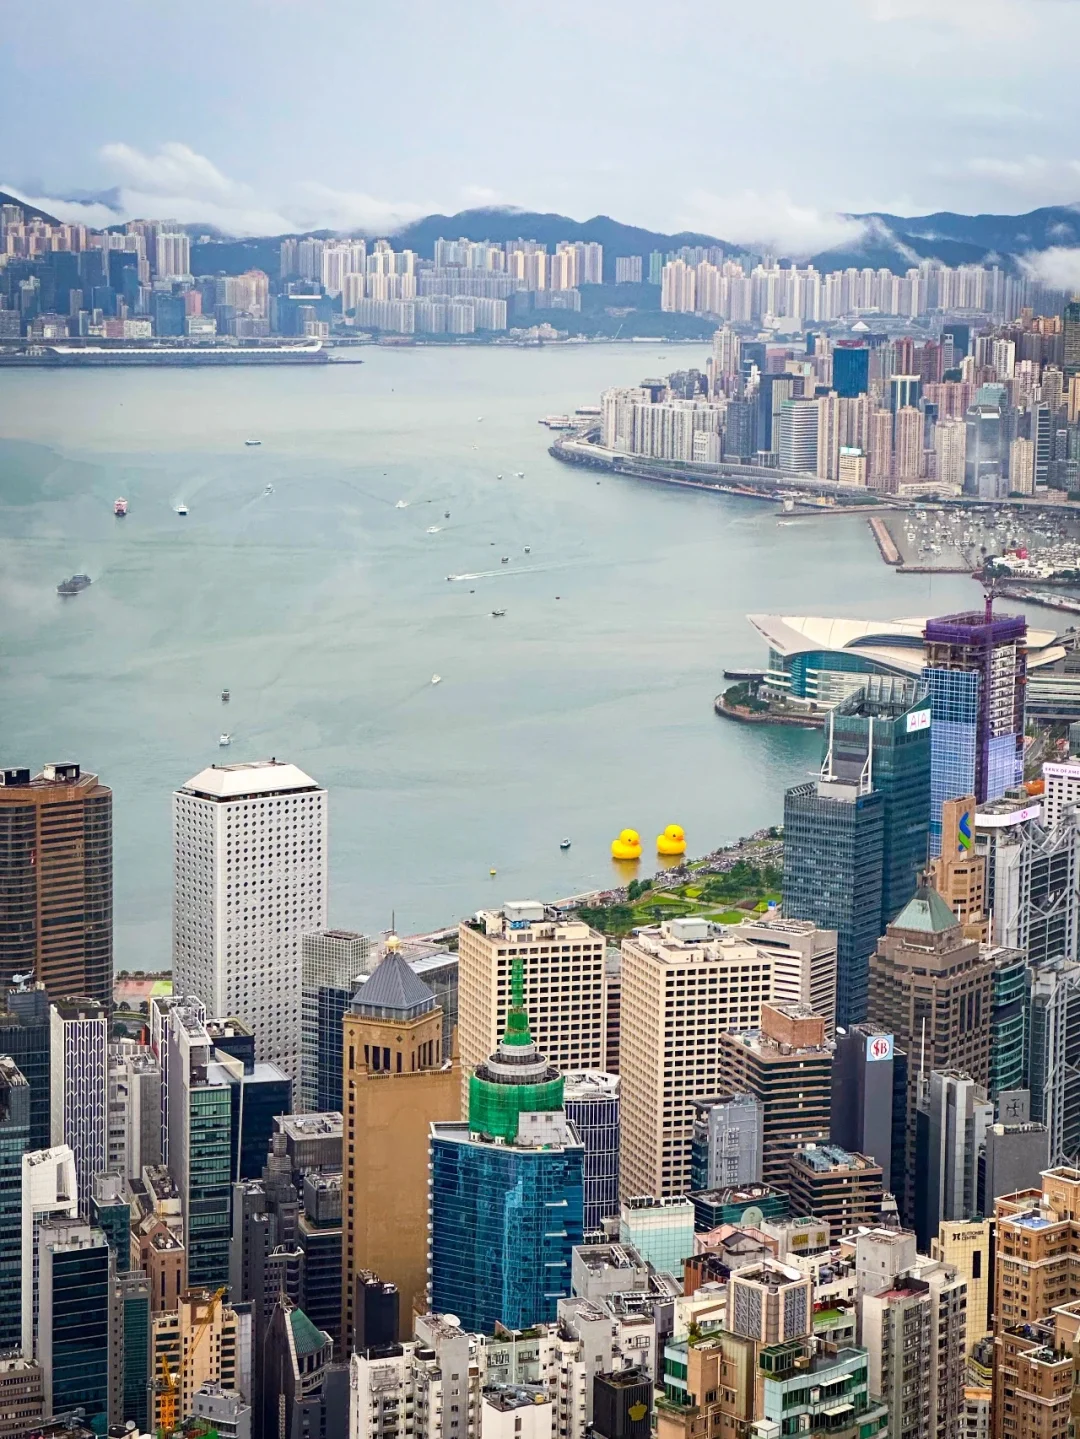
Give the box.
[619,919,773,1198]
[718,1003,833,1192]
[867,885,995,1226]
[776,399,819,472]
[782,764,885,1029]
[36,1218,109,1427]
[165,998,233,1289]
[0,1058,29,1351]
[922,608,1027,854]
[963,404,1005,498]
[48,998,107,1218]
[21,1145,78,1359]
[832,343,870,398]
[0,764,112,1005]
[689,1093,763,1192]
[914,1070,993,1250]
[429,961,584,1332]
[563,1072,621,1232]
[1064,299,1080,380]
[173,759,328,1080]
[0,984,51,1151]
[457,902,607,1092]
[830,1026,906,1195]
[340,945,459,1345]
[300,928,371,1113]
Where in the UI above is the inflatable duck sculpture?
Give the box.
[656,824,686,856]
[611,828,642,860]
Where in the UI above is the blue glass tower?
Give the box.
[38,1219,110,1428]
[832,344,869,398]
[429,961,584,1333]
[923,608,1027,854]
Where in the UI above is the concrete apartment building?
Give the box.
[718,1003,834,1193]
[457,902,608,1095]
[619,918,774,1198]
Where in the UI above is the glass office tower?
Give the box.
[923,609,1027,854]
[37,1219,110,1428]
[0,1057,29,1350]
[429,960,583,1332]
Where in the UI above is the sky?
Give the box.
[3,0,1080,254]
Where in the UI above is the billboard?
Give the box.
[906,707,931,733]
[866,1033,893,1062]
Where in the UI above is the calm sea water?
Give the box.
[0,344,987,969]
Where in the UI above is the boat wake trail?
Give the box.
[446,563,559,582]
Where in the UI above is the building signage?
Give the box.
[906,708,931,733]
[866,1034,893,1062]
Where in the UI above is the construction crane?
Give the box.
[156,1286,227,1438]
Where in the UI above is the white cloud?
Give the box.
[963,154,1080,204]
[0,187,120,229]
[100,141,238,200]
[8,143,440,237]
[680,189,870,257]
[1020,246,1080,292]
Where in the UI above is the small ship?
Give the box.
[57,574,91,596]
[113,498,128,517]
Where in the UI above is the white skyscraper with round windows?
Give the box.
[172,760,327,1083]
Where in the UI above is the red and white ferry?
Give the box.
[113,498,128,517]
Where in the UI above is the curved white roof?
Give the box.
[179,759,321,798]
[749,613,1060,674]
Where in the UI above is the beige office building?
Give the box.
[619,918,772,1199]
[736,914,837,1036]
[931,1217,991,1354]
[151,1289,240,1432]
[457,902,607,1101]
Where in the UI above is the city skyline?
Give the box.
[3,0,1080,263]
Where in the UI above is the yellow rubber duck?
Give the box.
[656,823,686,856]
[611,828,642,860]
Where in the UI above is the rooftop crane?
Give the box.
[156,1285,227,1438]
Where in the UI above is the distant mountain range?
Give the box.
[6,190,1080,277]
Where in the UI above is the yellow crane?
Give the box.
[156,1286,227,1437]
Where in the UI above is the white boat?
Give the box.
[496,473,503,480]
[264,484,274,495]
[514,471,524,478]
[174,503,188,516]
[245,439,262,446]
[218,733,231,747]
[501,556,509,563]
[560,838,571,850]
[395,500,409,509]
[524,546,531,553]
[491,609,506,618]
[431,674,442,685]
[426,525,441,534]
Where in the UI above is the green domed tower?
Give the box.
[468,956,564,1141]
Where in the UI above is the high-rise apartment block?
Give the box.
[868,885,995,1225]
[619,918,773,1198]
[173,759,328,1079]
[457,902,607,1088]
[0,763,112,1004]
[341,946,458,1344]
[49,997,107,1218]
[429,966,584,1333]
[922,609,1027,853]
[300,928,371,1112]
[718,1002,833,1192]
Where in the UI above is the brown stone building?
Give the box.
[717,1003,833,1192]
[788,1144,884,1235]
[655,1328,757,1439]
[342,945,459,1345]
[867,883,995,1222]
[0,762,112,1004]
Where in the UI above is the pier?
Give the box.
[868,515,901,565]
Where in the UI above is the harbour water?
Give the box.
[0,343,990,969]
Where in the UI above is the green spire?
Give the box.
[502,955,533,1047]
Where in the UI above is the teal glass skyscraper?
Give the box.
[784,677,930,1027]
[429,960,583,1333]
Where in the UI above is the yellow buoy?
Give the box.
[611,828,642,861]
[656,823,686,856]
[489,868,497,876]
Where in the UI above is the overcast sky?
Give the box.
[3,0,1080,250]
